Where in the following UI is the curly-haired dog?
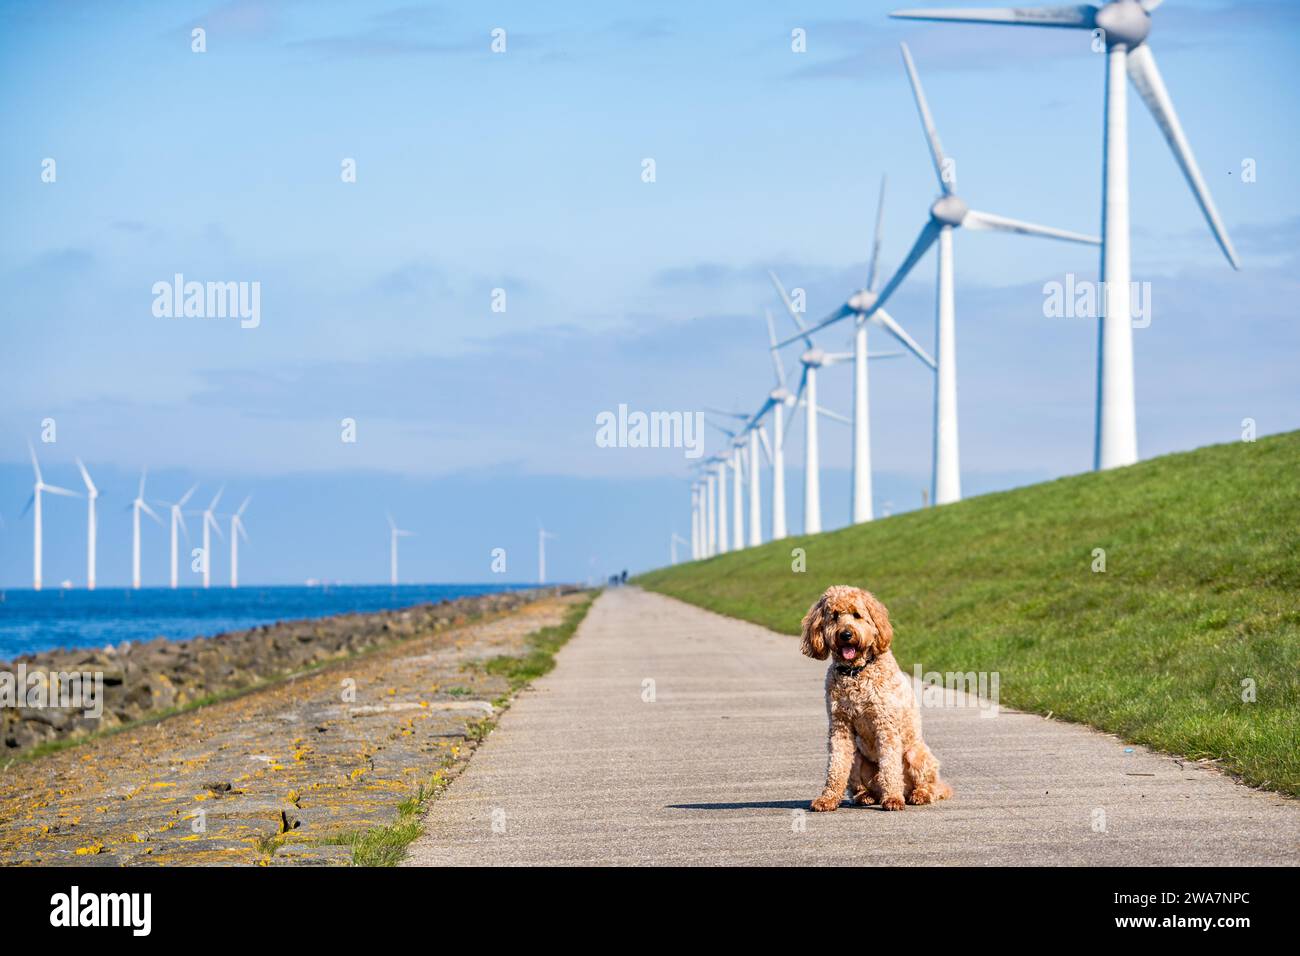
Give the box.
[800,585,952,811]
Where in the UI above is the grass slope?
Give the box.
[638,433,1300,796]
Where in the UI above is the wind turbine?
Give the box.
[784,45,1099,505]
[670,531,688,565]
[22,444,79,591]
[200,487,224,589]
[157,485,198,589]
[690,483,701,559]
[75,459,98,590]
[706,413,754,552]
[387,513,413,586]
[770,280,902,534]
[890,0,1240,470]
[230,497,250,588]
[129,470,162,590]
[538,524,557,584]
[772,248,934,524]
[740,310,797,541]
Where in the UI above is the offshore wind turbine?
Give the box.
[129,470,162,590]
[890,0,1240,470]
[387,513,413,586]
[157,484,197,589]
[785,45,1098,505]
[538,524,557,584]
[200,487,224,589]
[75,459,98,590]
[22,444,79,591]
[229,497,250,588]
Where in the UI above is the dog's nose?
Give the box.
[838,630,853,642]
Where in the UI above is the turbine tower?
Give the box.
[22,444,78,591]
[130,470,162,590]
[230,497,250,588]
[157,485,197,589]
[538,524,557,584]
[387,513,413,586]
[75,459,98,590]
[670,531,688,565]
[782,45,1099,505]
[200,487,224,589]
[890,0,1239,470]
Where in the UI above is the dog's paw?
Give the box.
[880,795,905,811]
[907,788,932,805]
[810,794,841,812]
[851,790,876,806]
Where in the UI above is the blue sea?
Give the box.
[0,584,533,660]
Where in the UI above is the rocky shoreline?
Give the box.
[1,587,567,755]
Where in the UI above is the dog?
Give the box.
[800,585,952,811]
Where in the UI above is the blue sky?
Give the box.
[1,0,1298,586]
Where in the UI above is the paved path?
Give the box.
[406,588,1300,866]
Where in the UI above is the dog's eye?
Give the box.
[852,611,862,619]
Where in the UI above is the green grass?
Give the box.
[483,597,597,694]
[638,432,1300,797]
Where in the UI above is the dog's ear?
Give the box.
[800,592,830,660]
[860,589,894,655]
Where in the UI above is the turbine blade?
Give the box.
[815,406,852,426]
[890,5,1099,28]
[20,493,34,518]
[871,217,943,317]
[177,509,190,540]
[27,442,41,483]
[236,496,251,516]
[704,407,749,420]
[237,521,249,542]
[209,513,225,540]
[867,174,887,290]
[867,350,906,359]
[43,484,80,498]
[1126,44,1239,269]
[76,458,96,495]
[138,469,147,498]
[177,484,198,507]
[900,43,952,193]
[773,303,854,350]
[874,308,937,369]
[764,309,787,387]
[962,208,1100,245]
[140,501,163,525]
[758,425,773,464]
[767,271,815,348]
[208,486,224,512]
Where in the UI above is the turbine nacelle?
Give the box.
[1096,0,1152,48]
[846,289,878,314]
[800,348,827,368]
[931,194,969,227]
[769,387,794,406]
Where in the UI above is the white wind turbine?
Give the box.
[538,524,557,584]
[200,487,224,589]
[22,444,79,592]
[770,282,901,534]
[690,483,701,559]
[670,531,688,565]
[785,44,1099,505]
[129,470,162,590]
[705,415,753,552]
[890,0,1240,470]
[772,247,934,525]
[157,484,198,589]
[387,513,413,586]
[229,497,250,589]
[739,310,797,541]
[75,459,98,590]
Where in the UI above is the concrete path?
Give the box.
[406,588,1300,866]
